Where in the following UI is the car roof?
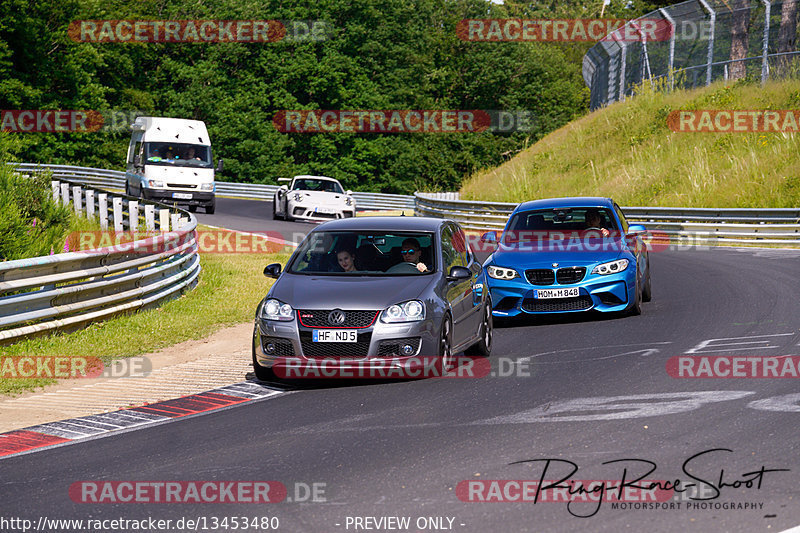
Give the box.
[313,216,450,232]
[293,175,340,183]
[514,197,615,212]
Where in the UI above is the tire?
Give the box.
[205,199,215,214]
[188,205,198,213]
[272,197,280,220]
[283,201,292,221]
[465,301,493,357]
[642,258,652,302]
[629,275,642,316]
[125,182,132,197]
[437,315,454,374]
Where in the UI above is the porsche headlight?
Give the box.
[592,259,629,275]
[260,299,294,321]
[293,193,303,202]
[487,265,518,280]
[345,197,353,206]
[380,300,425,323]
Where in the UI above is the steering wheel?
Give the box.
[386,262,420,274]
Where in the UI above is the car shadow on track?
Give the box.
[494,310,632,329]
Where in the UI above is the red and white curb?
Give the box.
[0,381,284,460]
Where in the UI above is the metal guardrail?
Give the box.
[8,163,416,211]
[0,173,200,344]
[414,192,800,246]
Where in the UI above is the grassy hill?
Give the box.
[460,79,800,207]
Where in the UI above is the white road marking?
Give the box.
[686,333,795,354]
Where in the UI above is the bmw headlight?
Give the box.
[147,180,164,188]
[592,259,629,275]
[380,300,425,323]
[200,183,214,191]
[487,265,518,280]
[260,299,294,321]
[293,193,303,202]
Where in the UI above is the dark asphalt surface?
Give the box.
[2,198,800,533]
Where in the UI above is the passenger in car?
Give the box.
[336,248,357,272]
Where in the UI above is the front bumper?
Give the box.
[252,313,439,369]
[143,189,215,206]
[487,268,636,317]
[287,201,355,221]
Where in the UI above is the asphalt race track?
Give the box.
[2,198,800,533]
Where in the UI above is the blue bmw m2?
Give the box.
[481,197,652,318]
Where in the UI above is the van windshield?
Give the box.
[144,142,212,168]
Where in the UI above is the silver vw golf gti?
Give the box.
[252,217,492,381]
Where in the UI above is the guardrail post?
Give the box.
[144,204,155,231]
[112,197,124,233]
[72,186,82,214]
[52,181,60,203]
[61,183,70,206]
[761,0,771,84]
[159,209,170,231]
[128,200,139,232]
[698,0,715,85]
[86,190,95,220]
[98,193,108,230]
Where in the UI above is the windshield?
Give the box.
[502,207,618,244]
[288,231,436,275]
[292,178,344,194]
[144,142,212,168]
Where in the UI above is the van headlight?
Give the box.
[147,180,164,188]
[487,265,518,280]
[380,300,425,323]
[200,183,214,191]
[592,259,629,275]
[260,299,294,321]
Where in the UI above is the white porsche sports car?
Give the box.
[273,175,356,222]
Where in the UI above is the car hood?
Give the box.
[490,241,626,269]
[291,190,348,205]
[269,273,437,309]
[144,166,213,184]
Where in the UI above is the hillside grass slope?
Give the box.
[460,79,800,207]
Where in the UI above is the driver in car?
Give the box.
[400,238,428,273]
[585,208,610,237]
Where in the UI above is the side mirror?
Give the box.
[447,265,471,282]
[346,190,352,195]
[133,154,141,167]
[279,185,288,192]
[479,231,498,251]
[216,158,224,173]
[263,263,282,279]
[627,224,647,235]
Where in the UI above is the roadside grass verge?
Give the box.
[0,231,290,396]
[460,78,800,207]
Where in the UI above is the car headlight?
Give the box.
[200,183,214,191]
[147,180,164,188]
[260,299,294,321]
[592,259,629,275]
[293,193,303,202]
[487,265,518,280]
[380,300,425,323]
[345,197,353,206]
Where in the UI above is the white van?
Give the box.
[125,116,222,214]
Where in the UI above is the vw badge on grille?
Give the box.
[328,309,346,325]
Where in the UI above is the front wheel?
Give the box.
[465,302,493,357]
[205,199,216,214]
[272,197,280,220]
[188,205,198,213]
[642,258,652,302]
[437,315,454,374]
[629,276,642,316]
[252,337,277,382]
